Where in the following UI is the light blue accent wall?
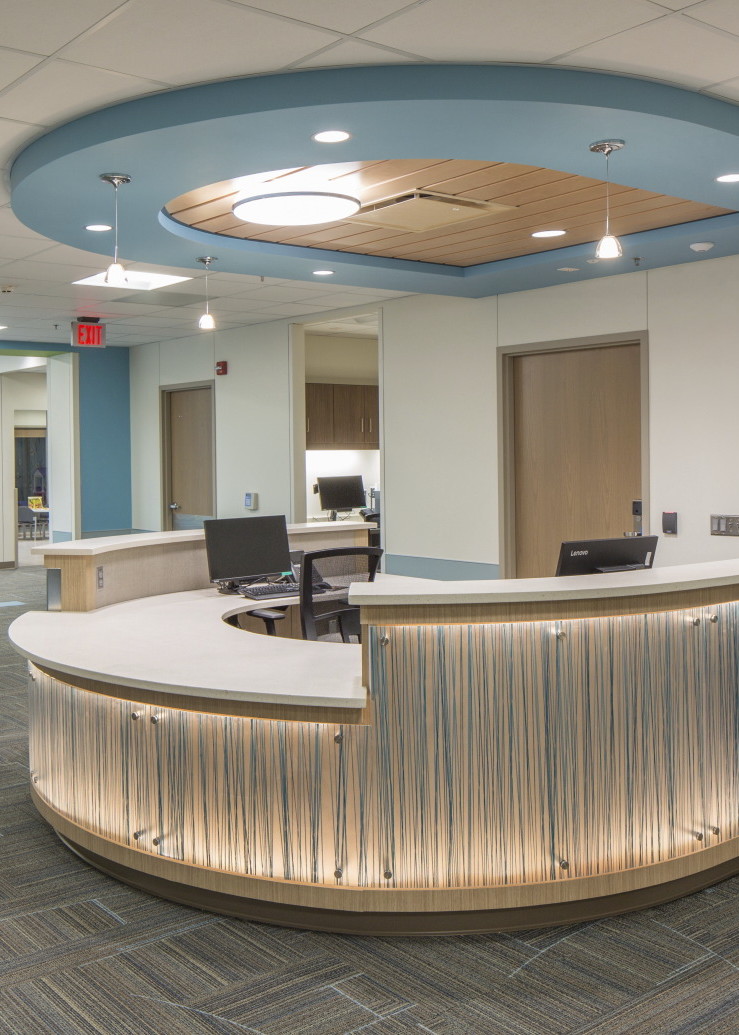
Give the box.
[76,346,131,534]
[0,341,132,536]
[384,554,500,581]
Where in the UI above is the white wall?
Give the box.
[306,334,378,383]
[46,354,79,543]
[380,294,498,567]
[380,257,739,572]
[130,323,296,530]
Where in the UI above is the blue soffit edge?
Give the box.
[10,63,739,298]
[384,554,500,581]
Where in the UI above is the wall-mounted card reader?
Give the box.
[662,511,678,536]
[244,492,258,511]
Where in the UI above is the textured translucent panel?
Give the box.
[29,602,739,890]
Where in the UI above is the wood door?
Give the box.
[305,383,333,447]
[363,385,379,447]
[164,386,214,530]
[512,343,642,578]
[332,384,364,447]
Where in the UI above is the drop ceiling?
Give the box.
[3,0,739,346]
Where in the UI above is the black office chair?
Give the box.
[298,546,383,643]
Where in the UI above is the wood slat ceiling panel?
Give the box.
[165,160,732,267]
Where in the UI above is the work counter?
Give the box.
[10,536,739,934]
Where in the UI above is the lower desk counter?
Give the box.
[11,559,739,934]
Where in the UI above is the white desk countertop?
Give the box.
[9,589,365,710]
[349,559,739,606]
[30,521,375,558]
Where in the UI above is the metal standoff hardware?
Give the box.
[692,618,701,626]
[131,711,141,720]
[152,836,163,846]
[560,859,570,870]
[383,869,393,879]
[710,614,719,623]
[556,630,567,640]
[379,634,390,646]
[712,826,721,835]
[334,868,343,878]
[695,831,704,841]
[150,715,160,724]
[334,731,343,744]
[132,830,144,840]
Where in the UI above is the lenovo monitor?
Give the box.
[555,535,658,577]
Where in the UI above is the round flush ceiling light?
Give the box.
[313,269,335,276]
[716,173,739,182]
[86,223,112,232]
[312,130,351,143]
[232,191,361,226]
[532,229,566,238]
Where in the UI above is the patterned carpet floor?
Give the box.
[1,564,739,1034]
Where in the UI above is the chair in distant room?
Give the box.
[298,546,383,643]
[17,505,36,539]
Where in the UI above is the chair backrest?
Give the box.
[298,546,383,642]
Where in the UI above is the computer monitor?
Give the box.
[317,475,366,519]
[204,515,291,586]
[555,535,658,576]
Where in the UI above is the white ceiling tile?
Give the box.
[290,37,419,68]
[61,0,341,85]
[647,0,707,9]
[0,0,125,55]
[360,0,663,61]
[0,61,166,126]
[557,14,739,86]
[232,0,414,34]
[702,75,739,100]
[0,237,57,261]
[29,243,112,267]
[0,117,44,168]
[687,0,739,36]
[0,49,45,91]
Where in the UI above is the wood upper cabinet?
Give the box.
[305,383,334,448]
[305,383,379,449]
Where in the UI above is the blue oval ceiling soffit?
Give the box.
[11,64,739,298]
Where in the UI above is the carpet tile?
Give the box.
[2,562,739,1034]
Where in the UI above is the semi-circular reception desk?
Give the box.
[10,533,739,935]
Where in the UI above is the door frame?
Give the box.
[497,332,650,579]
[160,381,216,530]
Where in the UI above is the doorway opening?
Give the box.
[162,382,215,530]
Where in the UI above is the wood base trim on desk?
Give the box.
[32,788,739,936]
[34,665,371,726]
[362,583,739,626]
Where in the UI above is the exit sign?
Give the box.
[71,321,106,348]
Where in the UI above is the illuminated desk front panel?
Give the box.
[12,560,739,934]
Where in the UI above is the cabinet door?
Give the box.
[363,385,379,447]
[305,383,334,447]
[332,384,365,447]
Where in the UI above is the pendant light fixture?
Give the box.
[589,140,625,259]
[196,256,217,329]
[99,173,131,285]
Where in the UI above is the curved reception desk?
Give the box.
[10,536,739,935]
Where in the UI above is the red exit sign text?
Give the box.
[71,321,106,348]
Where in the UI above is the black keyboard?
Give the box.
[239,583,298,599]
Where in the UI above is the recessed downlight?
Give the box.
[312,130,351,143]
[557,267,579,272]
[86,223,112,232]
[716,173,739,182]
[0,325,7,330]
[313,269,335,276]
[532,229,566,238]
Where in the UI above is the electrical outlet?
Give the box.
[97,565,104,588]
